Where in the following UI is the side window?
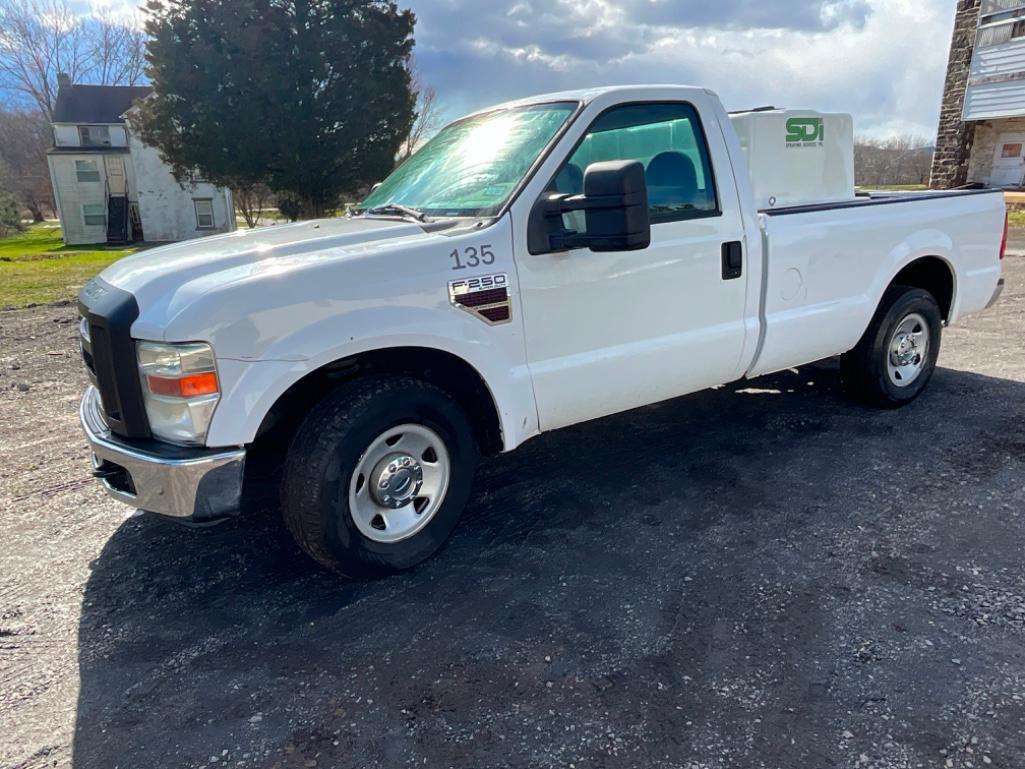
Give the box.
[79,125,111,146]
[75,160,100,183]
[82,203,106,226]
[194,199,215,229]
[549,102,719,224]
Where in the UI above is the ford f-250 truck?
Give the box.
[78,86,1006,578]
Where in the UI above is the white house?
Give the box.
[46,76,235,246]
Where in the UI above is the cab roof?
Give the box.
[466,85,712,118]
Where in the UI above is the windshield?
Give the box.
[359,101,578,218]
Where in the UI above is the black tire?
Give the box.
[280,375,479,578]
[840,285,943,408]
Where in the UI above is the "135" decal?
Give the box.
[450,244,496,270]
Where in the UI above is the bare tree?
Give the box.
[0,0,148,118]
[235,183,272,228]
[855,135,934,188]
[397,63,442,164]
[0,0,90,118]
[84,8,147,87]
[0,171,26,236]
[0,106,54,221]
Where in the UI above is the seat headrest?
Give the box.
[552,162,584,195]
[645,151,698,192]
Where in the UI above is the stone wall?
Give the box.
[930,0,982,189]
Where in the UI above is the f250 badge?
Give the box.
[448,273,512,325]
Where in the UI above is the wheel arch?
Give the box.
[251,345,506,459]
[887,254,957,322]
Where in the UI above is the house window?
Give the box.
[977,11,1025,46]
[1002,143,1024,158]
[75,160,100,183]
[82,203,106,227]
[78,125,111,146]
[978,24,1012,46]
[981,0,1025,17]
[194,199,215,229]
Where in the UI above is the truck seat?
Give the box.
[551,163,584,195]
[646,151,699,210]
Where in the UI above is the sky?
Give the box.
[89,0,958,141]
[406,0,957,141]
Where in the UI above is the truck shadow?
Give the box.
[71,364,1025,769]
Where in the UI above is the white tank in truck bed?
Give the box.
[730,109,855,211]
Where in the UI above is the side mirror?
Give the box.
[528,160,651,255]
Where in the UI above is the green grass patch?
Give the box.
[1007,210,1025,228]
[0,224,140,308]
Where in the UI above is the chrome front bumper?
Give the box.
[79,386,246,522]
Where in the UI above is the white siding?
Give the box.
[971,37,1025,78]
[965,78,1025,120]
[52,123,128,148]
[53,124,80,147]
[965,36,1025,120]
[48,155,110,245]
[108,126,128,147]
[127,128,235,242]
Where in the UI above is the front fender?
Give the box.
[205,305,539,452]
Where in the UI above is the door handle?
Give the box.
[722,241,743,280]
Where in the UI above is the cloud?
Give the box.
[409,0,955,140]
[616,0,872,31]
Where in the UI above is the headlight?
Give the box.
[137,341,220,445]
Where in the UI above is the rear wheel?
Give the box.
[840,286,942,408]
[281,376,479,578]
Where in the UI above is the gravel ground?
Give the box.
[2,258,1024,769]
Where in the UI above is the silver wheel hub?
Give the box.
[371,453,424,509]
[348,424,451,544]
[886,312,930,388]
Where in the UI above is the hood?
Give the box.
[99,217,431,338]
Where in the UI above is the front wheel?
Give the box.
[281,376,479,578]
[840,286,943,408]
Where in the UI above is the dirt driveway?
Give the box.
[2,259,1024,769]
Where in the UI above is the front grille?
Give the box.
[77,278,150,439]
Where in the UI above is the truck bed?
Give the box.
[747,188,1005,378]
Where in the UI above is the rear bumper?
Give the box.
[80,386,246,522]
[987,278,1005,310]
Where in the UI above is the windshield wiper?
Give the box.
[362,203,429,222]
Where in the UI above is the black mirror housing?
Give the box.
[580,161,650,252]
[527,160,652,254]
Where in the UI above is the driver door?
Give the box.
[515,101,751,431]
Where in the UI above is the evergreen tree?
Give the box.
[136,0,416,218]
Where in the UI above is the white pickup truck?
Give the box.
[78,85,1006,577]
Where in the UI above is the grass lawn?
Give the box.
[1008,210,1025,228]
[0,223,140,308]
